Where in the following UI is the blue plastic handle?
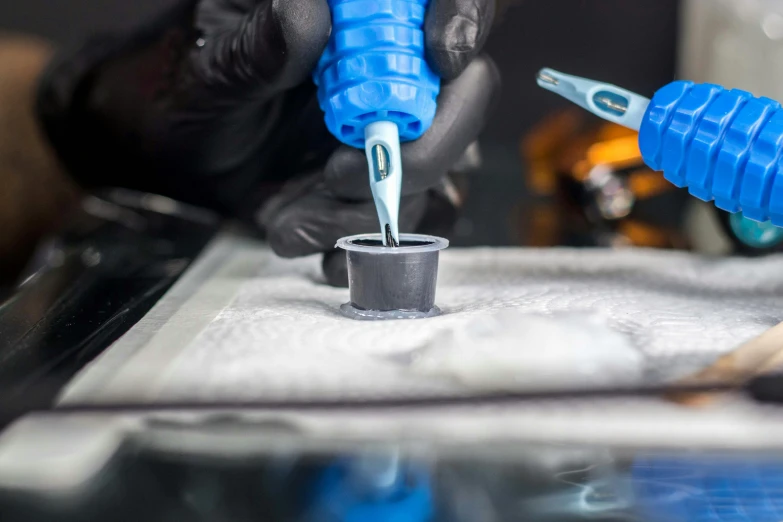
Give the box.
[639,82,783,226]
[313,0,441,148]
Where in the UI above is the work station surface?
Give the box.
[31,231,783,450]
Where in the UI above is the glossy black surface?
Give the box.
[0,190,219,418]
[0,433,637,522]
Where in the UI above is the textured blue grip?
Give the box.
[313,0,440,148]
[639,82,783,225]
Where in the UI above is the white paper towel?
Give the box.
[64,237,783,404]
[410,311,644,390]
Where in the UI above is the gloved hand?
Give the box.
[36,0,500,286]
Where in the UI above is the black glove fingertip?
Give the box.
[425,0,495,80]
[265,208,323,258]
[199,0,331,94]
[269,0,332,89]
[322,249,349,288]
[324,146,373,200]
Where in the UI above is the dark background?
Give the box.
[0,0,681,246]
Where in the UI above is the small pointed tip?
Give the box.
[384,223,399,248]
[372,197,399,246]
[537,69,560,86]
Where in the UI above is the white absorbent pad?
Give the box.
[58,233,783,405]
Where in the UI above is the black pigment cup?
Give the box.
[336,233,449,320]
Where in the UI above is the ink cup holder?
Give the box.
[336,234,449,321]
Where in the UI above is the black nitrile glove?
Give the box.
[36,0,500,286]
